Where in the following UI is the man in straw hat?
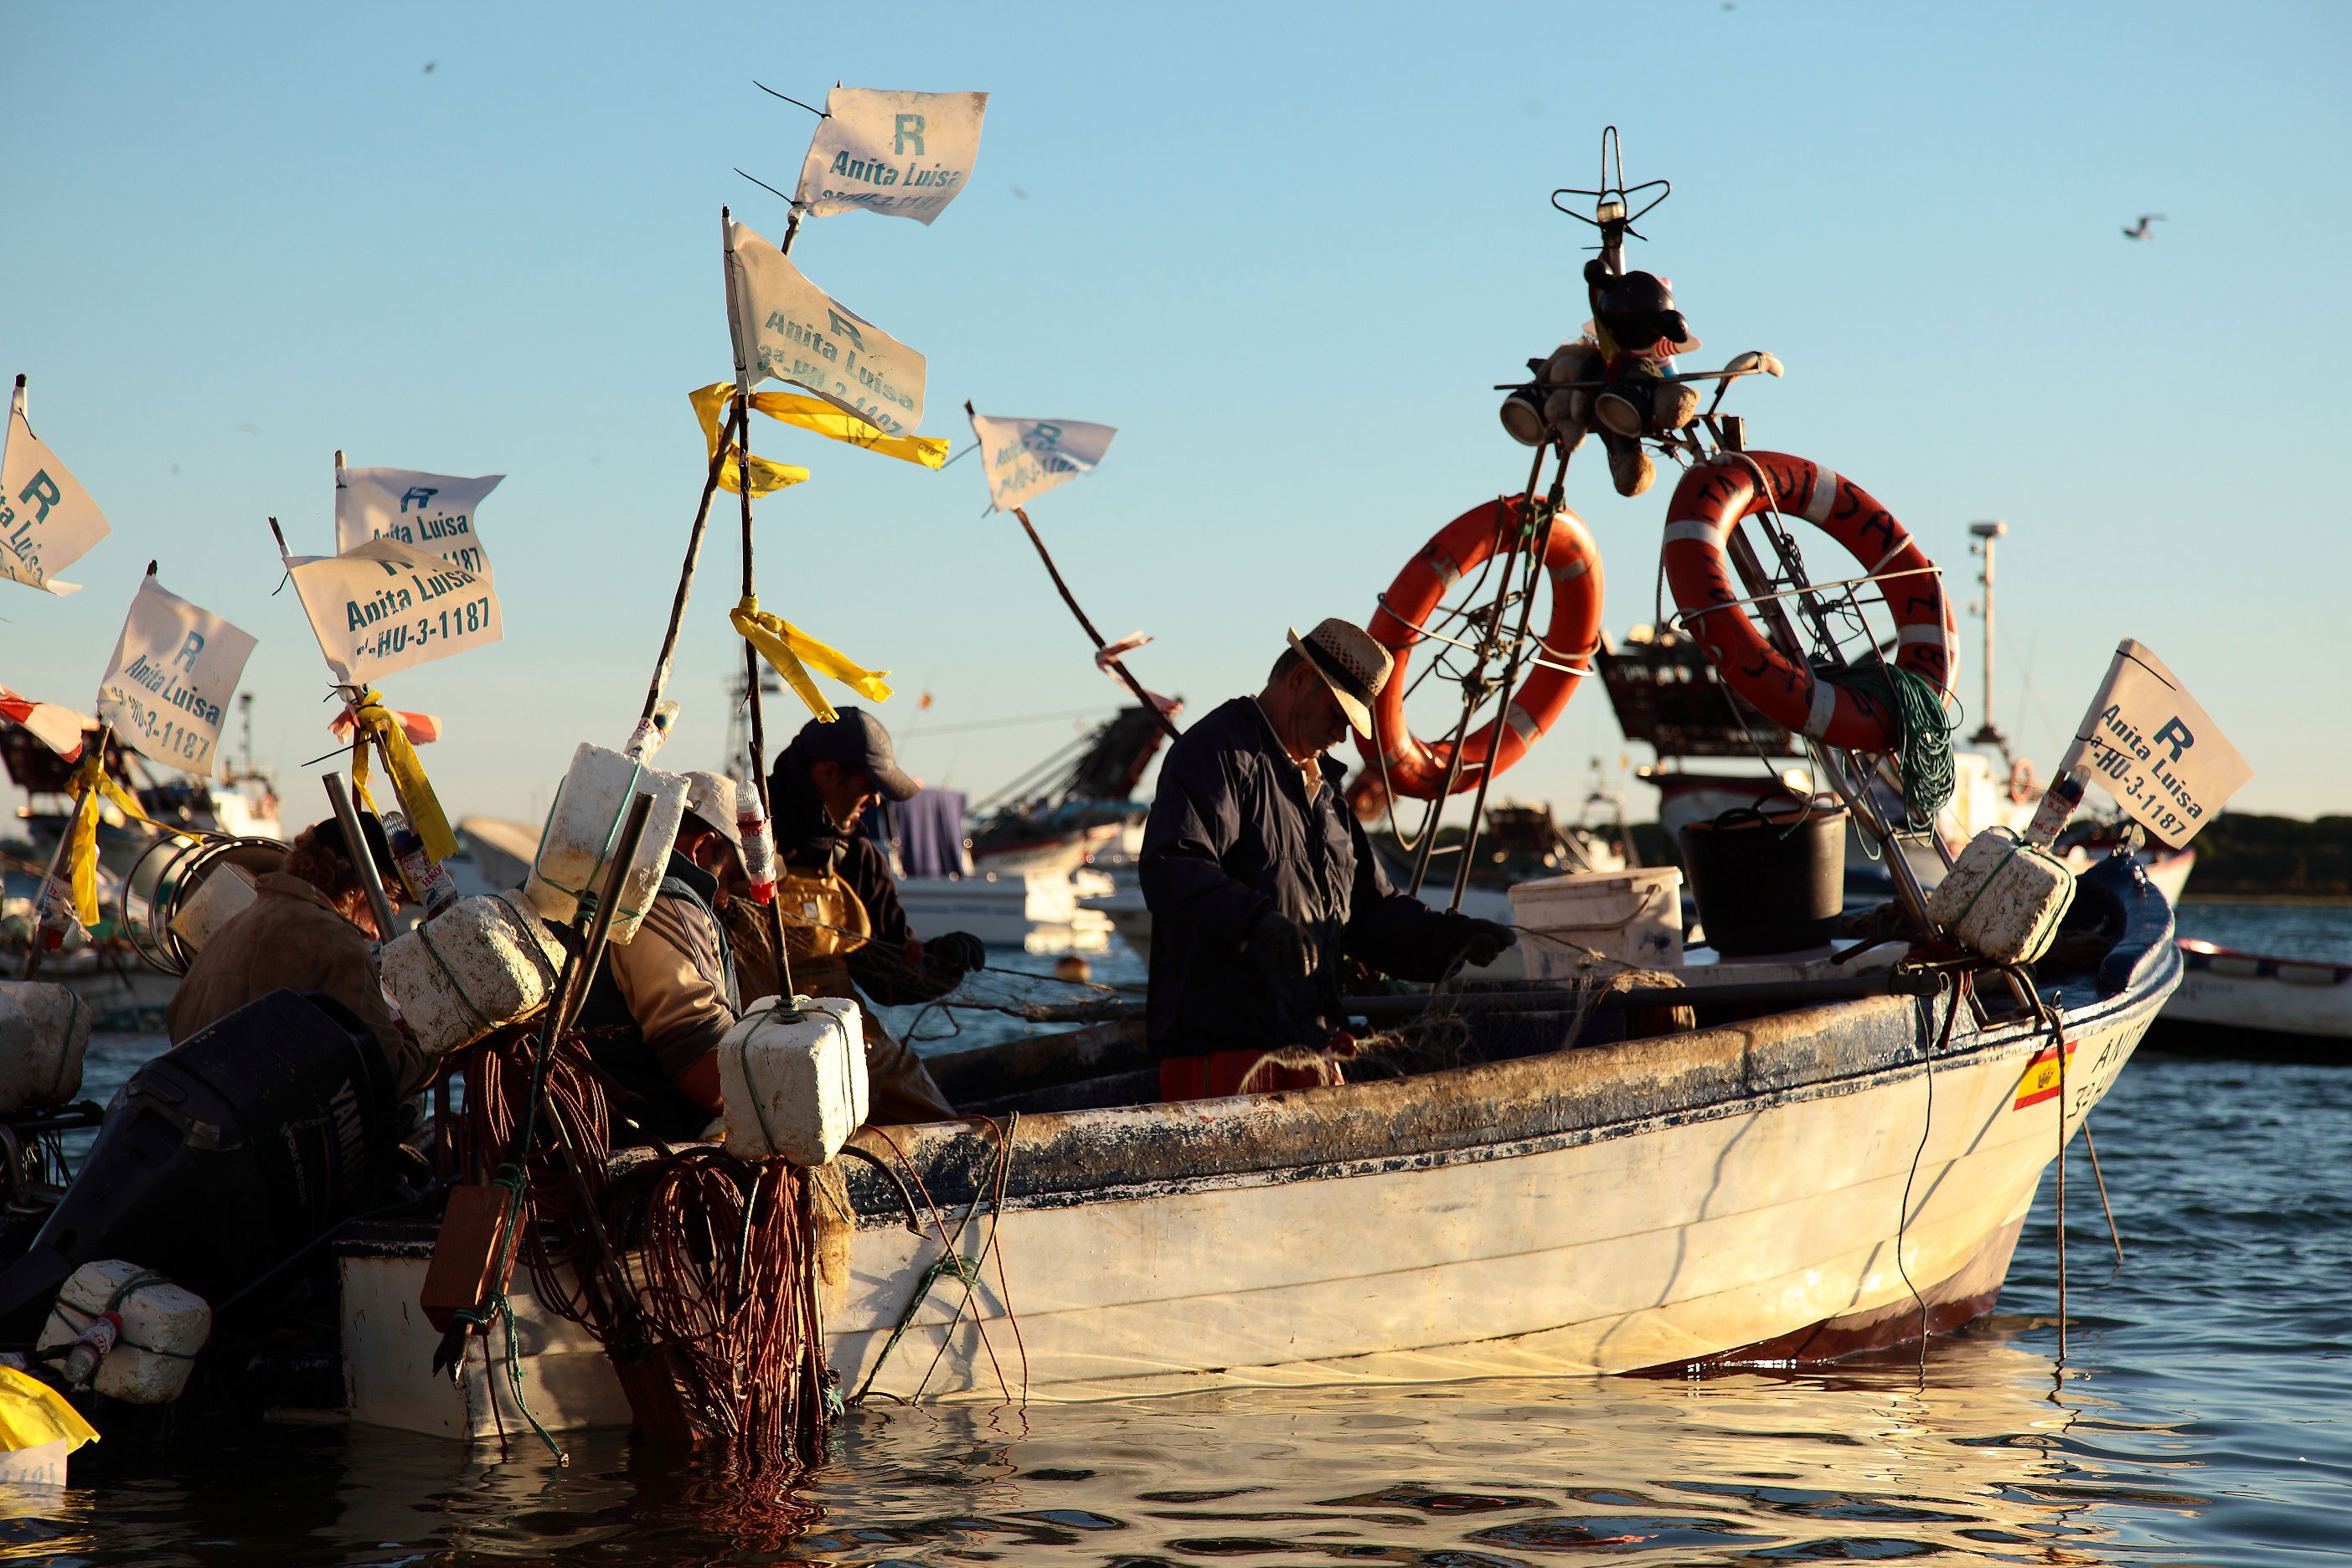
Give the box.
[1139,617,1515,1100]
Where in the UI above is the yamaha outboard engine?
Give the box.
[0,988,396,1333]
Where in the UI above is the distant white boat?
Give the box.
[2157,939,2352,1051]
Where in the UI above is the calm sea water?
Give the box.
[13,910,2347,1566]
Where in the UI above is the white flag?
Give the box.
[968,413,1117,513]
[93,575,257,776]
[288,537,501,686]
[336,466,502,576]
[726,222,926,436]
[2068,639,2251,846]
[794,87,988,226]
[1,392,111,596]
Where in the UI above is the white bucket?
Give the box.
[523,743,688,946]
[382,890,570,1058]
[39,1261,211,1406]
[0,983,90,1113]
[716,995,868,1166]
[1927,827,2075,965]
[1508,866,1684,978]
[168,863,256,956]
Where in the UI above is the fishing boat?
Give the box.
[335,850,2172,1432]
[2147,938,2352,1059]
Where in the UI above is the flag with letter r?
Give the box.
[2063,638,2251,847]
[792,86,988,226]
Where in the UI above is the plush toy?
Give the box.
[1498,260,1705,498]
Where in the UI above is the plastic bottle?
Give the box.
[2022,764,2090,849]
[37,879,80,952]
[63,1312,120,1388]
[383,810,459,917]
[623,699,680,765]
[737,789,777,905]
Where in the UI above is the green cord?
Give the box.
[1818,658,1957,829]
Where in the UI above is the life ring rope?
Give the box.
[1362,495,1606,801]
[1663,450,1955,755]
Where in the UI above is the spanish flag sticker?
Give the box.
[2013,1039,2078,1110]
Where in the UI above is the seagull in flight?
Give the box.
[2123,214,2165,240]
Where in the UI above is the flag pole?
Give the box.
[728,224,797,1003]
[967,406,1179,740]
[1008,505,1180,743]
[637,209,745,725]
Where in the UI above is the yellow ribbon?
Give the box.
[64,750,152,926]
[749,389,950,468]
[689,384,812,498]
[729,596,892,723]
[347,689,457,863]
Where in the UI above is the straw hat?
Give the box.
[1286,618,1393,738]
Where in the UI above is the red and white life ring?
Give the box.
[1360,496,1605,799]
[1663,452,1955,751]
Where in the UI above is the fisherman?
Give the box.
[1140,618,1517,1100]
[166,816,430,1096]
[748,707,985,1125]
[563,771,749,1143]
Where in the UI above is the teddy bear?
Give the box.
[1498,261,1703,498]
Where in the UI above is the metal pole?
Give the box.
[322,771,399,941]
[1969,521,2006,751]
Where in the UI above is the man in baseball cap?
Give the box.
[1139,618,1515,1101]
[749,708,984,1125]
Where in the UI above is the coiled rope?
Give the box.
[1818,657,1957,829]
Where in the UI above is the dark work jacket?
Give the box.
[1139,696,1472,1055]
[561,851,736,1143]
[767,753,961,1007]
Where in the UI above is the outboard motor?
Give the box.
[0,988,395,1333]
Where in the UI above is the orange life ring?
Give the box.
[1663,452,1955,751]
[1360,496,1604,799]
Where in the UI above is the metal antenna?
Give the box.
[1968,522,2009,757]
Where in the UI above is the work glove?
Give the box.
[1248,907,1314,977]
[927,931,988,977]
[1456,916,1517,969]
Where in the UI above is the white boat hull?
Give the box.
[343,920,2174,1435]
[2160,941,2352,1041]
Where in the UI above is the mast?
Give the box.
[1968,520,2007,756]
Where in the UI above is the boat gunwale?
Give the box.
[843,937,2179,1227]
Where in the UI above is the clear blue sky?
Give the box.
[6,0,2347,833]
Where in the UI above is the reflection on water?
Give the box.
[0,1338,2218,1565]
[2175,900,2352,964]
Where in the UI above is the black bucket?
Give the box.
[1679,802,1848,957]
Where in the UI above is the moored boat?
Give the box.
[2148,937,2352,1060]
[337,853,2173,1434]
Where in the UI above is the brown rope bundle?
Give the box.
[601,1144,836,1471]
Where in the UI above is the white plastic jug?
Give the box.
[716,996,868,1166]
[1926,827,2076,965]
[0,983,89,1113]
[382,890,570,1057]
[39,1261,211,1406]
[524,743,688,945]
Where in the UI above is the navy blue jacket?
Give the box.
[1139,696,1473,1055]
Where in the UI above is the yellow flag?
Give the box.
[730,596,892,723]
[750,390,950,469]
[689,384,811,498]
